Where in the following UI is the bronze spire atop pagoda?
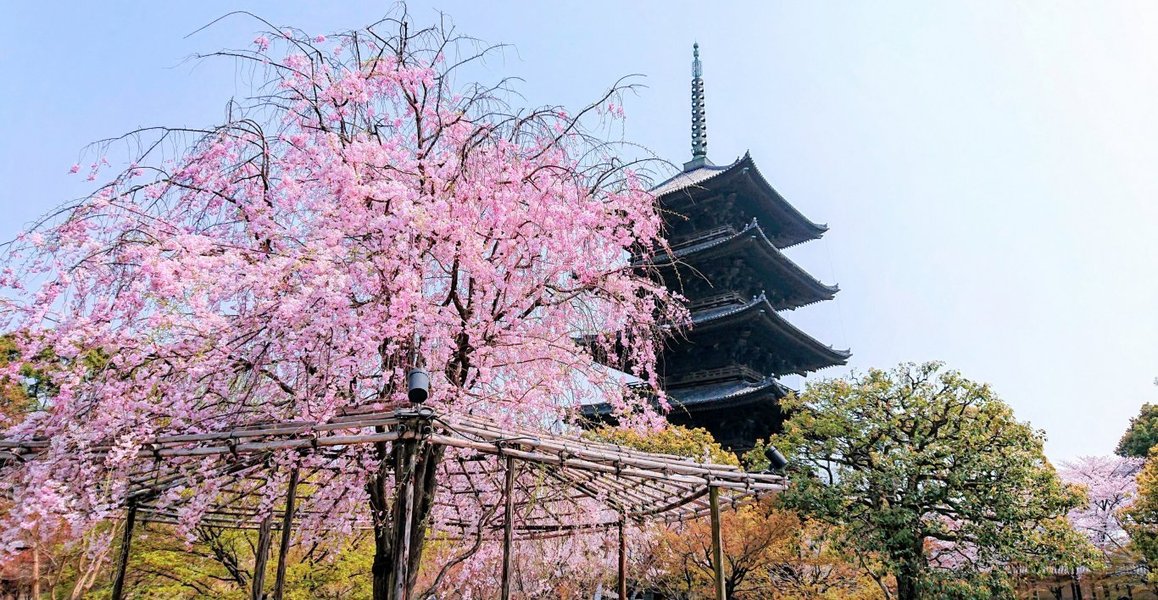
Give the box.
[685,43,710,171]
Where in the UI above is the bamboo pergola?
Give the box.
[0,407,785,600]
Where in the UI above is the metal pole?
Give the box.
[618,516,628,600]
[393,442,418,600]
[501,456,516,600]
[252,515,273,600]
[111,499,138,600]
[272,467,299,600]
[709,486,726,600]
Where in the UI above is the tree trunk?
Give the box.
[894,547,923,600]
[369,438,399,600]
[392,441,417,600]
[896,574,917,600]
[404,442,444,593]
[889,558,926,600]
[368,434,444,600]
[272,468,299,600]
[111,501,138,600]
[252,516,273,600]
[69,543,112,600]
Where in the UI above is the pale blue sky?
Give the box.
[3,2,1156,460]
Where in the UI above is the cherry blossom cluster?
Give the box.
[0,20,681,553]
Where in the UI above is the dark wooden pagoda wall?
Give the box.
[655,163,842,453]
[666,395,785,453]
[665,192,751,245]
[678,257,773,307]
[662,326,805,380]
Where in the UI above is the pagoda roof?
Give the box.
[684,293,850,374]
[668,376,790,412]
[651,153,828,248]
[576,376,789,422]
[653,219,838,310]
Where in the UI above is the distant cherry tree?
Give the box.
[1059,456,1141,556]
[0,12,679,599]
[1057,456,1146,597]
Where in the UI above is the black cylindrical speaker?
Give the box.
[407,368,430,404]
[766,447,789,471]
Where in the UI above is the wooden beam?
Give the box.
[111,499,138,600]
[31,544,40,600]
[252,515,273,600]
[272,467,299,600]
[501,456,516,600]
[394,442,418,600]
[709,486,726,600]
[424,433,783,492]
[618,515,627,600]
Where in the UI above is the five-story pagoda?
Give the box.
[604,44,849,452]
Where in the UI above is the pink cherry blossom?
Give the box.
[0,16,680,575]
[1060,455,1142,554]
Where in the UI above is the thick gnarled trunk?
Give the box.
[895,552,923,600]
[369,435,444,600]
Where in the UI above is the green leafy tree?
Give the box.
[772,362,1094,600]
[75,523,375,599]
[586,424,739,466]
[0,334,35,420]
[1117,403,1158,458]
[1123,449,1158,588]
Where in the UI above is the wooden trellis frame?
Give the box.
[0,407,785,599]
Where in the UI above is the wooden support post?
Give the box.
[500,456,516,600]
[252,515,273,600]
[31,543,40,600]
[111,499,138,600]
[393,442,418,600]
[618,515,628,600]
[272,468,299,600]
[709,486,726,600]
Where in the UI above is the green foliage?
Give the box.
[1124,448,1158,575]
[75,524,376,599]
[1117,403,1158,458]
[281,537,374,600]
[772,362,1095,600]
[0,332,111,420]
[586,423,740,466]
[0,334,35,419]
[911,569,1015,600]
[742,437,779,472]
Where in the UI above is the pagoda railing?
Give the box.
[668,224,737,252]
[687,291,746,312]
[663,364,766,388]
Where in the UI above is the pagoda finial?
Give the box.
[686,42,709,171]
